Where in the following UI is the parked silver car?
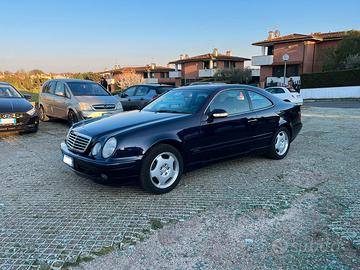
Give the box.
[39,79,123,125]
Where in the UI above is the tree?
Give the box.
[213,68,252,84]
[116,71,144,90]
[323,30,360,71]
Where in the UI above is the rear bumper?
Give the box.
[291,122,302,141]
[60,142,142,180]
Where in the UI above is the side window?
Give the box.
[248,91,273,110]
[266,88,276,94]
[135,86,149,96]
[275,87,285,94]
[55,82,66,96]
[209,90,250,115]
[48,81,56,95]
[124,86,137,96]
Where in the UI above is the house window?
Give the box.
[143,72,148,78]
[272,64,299,77]
[160,72,169,78]
[203,61,210,69]
[213,61,217,69]
[224,61,235,69]
[267,46,274,55]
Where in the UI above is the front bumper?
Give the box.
[80,109,123,120]
[0,114,39,133]
[60,142,142,180]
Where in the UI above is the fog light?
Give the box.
[91,142,102,156]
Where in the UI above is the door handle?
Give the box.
[248,119,258,123]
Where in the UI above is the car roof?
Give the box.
[45,79,96,83]
[176,84,263,92]
[136,84,173,87]
[0,81,10,86]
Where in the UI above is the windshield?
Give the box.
[67,82,110,96]
[156,86,174,94]
[143,89,211,114]
[0,84,22,98]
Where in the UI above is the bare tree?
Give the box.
[116,71,144,90]
[214,68,252,84]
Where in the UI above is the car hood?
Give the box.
[0,98,33,113]
[75,95,120,105]
[72,110,190,138]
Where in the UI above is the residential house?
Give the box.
[168,48,250,86]
[252,30,348,87]
[101,64,179,88]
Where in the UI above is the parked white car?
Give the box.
[265,87,303,105]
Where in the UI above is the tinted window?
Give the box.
[124,86,137,96]
[67,82,110,96]
[48,81,57,94]
[143,89,211,114]
[0,84,22,98]
[135,86,149,96]
[248,91,272,110]
[209,90,250,115]
[156,87,173,94]
[266,88,285,94]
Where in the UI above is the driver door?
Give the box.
[119,86,137,111]
[196,89,257,161]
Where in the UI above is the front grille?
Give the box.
[66,131,91,153]
[92,104,116,110]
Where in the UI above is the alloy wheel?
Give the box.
[149,152,179,189]
[275,131,289,156]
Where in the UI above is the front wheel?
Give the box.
[39,106,49,122]
[140,144,183,194]
[68,110,79,126]
[267,127,290,159]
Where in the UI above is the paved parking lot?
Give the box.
[0,106,359,269]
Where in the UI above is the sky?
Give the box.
[0,0,359,73]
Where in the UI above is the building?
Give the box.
[101,64,179,87]
[252,30,348,87]
[168,48,250,86]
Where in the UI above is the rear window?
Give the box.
[67,82,110,96]
[156,87,173,94]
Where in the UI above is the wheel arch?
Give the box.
[146,138,186,162]
[279,122,293,140]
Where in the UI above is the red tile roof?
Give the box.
[252,31,350,46]
[169,53,250,64]
[102,65,174,74]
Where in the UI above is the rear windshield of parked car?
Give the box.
[67,82,110,96]
[156,87,174,94]
[143,89,211,114]
[0,85,22,98]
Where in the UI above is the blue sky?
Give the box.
[0,0,359,73]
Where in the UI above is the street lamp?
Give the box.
[282,54,289,85]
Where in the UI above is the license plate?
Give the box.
[63,155,74,167]
[0,118,16,124]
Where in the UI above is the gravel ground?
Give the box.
[0,106,359,269]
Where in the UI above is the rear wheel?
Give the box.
[140,144,183,194]
[267,127,290,159]
[68,110,78,126]
[39,105,49,122]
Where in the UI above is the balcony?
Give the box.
[169,71,181,78]
[252,55,274,66]
[199,69,216,78]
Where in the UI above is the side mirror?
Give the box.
[208,109,229,121]
[56,91,65,97]
[23,94,32,100]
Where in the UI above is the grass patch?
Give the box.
[150,218,164,230]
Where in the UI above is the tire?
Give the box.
[68,110,79,126]
[39,105,49,122]
[140,144,183,194]
[267,127,290,160]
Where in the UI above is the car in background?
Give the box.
[39,79,123,125]
[0,82,39,133]
[61,84,302,194]
[265,86,303,105]
[118,84,174,111]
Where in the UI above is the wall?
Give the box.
[182,62,201,79]
[313,40,340,72]
[301,86,360,99]
[273,42,304,63]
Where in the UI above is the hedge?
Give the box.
[301,69,360,89]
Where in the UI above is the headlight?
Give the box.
[102,137,117,158]
[91,142,102,156]
[115,102,123,110]
[79,102,93,111]
[26,107,36,116]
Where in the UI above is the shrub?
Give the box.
[214,68,252,84]
[301,69,360,88]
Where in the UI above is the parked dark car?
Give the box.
[0,82,39,133]
[61,84,302,194]
[119,84,174,111]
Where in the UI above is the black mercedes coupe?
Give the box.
[0,82,39,133]
[61,84,302,193]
